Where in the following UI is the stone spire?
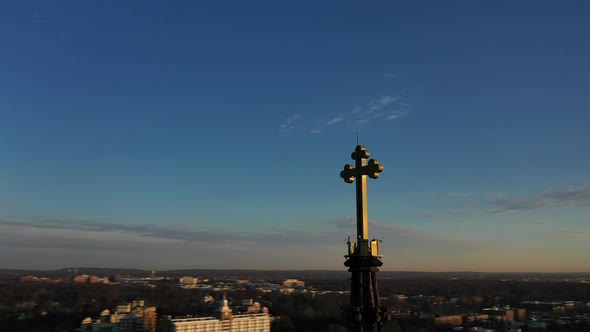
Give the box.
[217,292,232,320]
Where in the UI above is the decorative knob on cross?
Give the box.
[367,159,384,179]
[340,146,384,183]
[341,164,355,183]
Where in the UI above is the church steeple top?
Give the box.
[217,292,232,320]
[219,292,231,313]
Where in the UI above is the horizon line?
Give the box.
[2,267,590,274]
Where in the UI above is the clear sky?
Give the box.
[1,1,589,272]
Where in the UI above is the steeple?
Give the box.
[217,292,232,320]
[340,145,387,331]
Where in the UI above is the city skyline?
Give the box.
[1,1,589,272]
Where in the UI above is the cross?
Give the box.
[340,145,384,254]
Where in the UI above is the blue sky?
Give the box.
[1,1,589,271]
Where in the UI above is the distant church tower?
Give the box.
[217,293,232,320]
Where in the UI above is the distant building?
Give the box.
[79,299,156,332]
[161,295,270,332]
[521,300,565,312]
[435,314,489,327]
[481,306,526,322]
[392,294,408,301]
[73,275,90,283]
[19,275,37,282]
[73,274,107,284]
[282,279,305,288]
[88,276,105,284]
[180,276,198,286]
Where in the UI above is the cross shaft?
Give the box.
[340,146,384,243]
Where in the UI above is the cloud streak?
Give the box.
[489,181,590,214]
[283,93,409,135]
[0,217,331,270]
[551,228,590,238]
[325,116,343,125]
[0,217,295,247]
[351,95,406,128]
[0,215,479,270]
[415,211,448,218]
[377,96,398,106]
[3,215,587,271]
[311,115,345,134]
[279,115,301,132]
[436,192,470,198]
[326,217,478,252]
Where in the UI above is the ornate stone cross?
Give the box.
[340,145,384,253]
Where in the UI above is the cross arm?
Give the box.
[340,159,384,183]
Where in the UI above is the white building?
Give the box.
[180,276,198,286]
[79,300,156,332]
[282,279,305,288]
[161,295,270,332]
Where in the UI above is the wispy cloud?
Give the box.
[351,95,407,128]
[553,228,590,238]
[377,96,398,106]
[279,115,301,133]
[0,172,14,179]
[327,217,479,252]
[532,220,555,226]
[0,215,479,270]
[551,228,590,238]
[281,92,409,135]
[489,181,590,214]
[5,215,585,271]
[0,217,335,269]
[311,94,408,134]
[435,192,470,198]
[0,217,284,246]
[416,211,448,218]
[325,116,343,125]
[310,128,322,135]
[311,115,345,134]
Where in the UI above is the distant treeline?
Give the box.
[2,267,589,280]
